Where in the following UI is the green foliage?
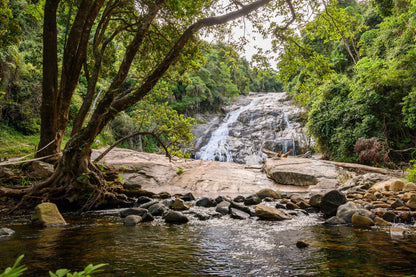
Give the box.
[406,160,416,183]
[49,263,107,277]
[0,255,27,277]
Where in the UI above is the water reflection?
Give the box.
[1,214,416,276]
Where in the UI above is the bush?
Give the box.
[406,160,416,183]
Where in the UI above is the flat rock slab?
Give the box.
[93,148,307,197]
[264,157,339,190]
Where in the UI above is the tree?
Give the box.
[12,0,314,211]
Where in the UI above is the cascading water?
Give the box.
[196,98,260,162]
[193,92,310,164]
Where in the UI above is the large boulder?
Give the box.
[256,189,281,200]
[255,204,291,221]
[320,190,347,217]
[32,203,66,227]
[164,211,189,224]
[336,202,371,223]
[30,161,54,179]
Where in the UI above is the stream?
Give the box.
[1,211,416,276]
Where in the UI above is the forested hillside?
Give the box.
[0,1,281,157]
[278,0,416,169]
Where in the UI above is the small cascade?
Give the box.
[193,92,310,164]
[196,98,260,162]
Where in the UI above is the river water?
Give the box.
[1,211,416,276]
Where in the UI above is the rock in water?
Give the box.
[0,228,15,237]
[164,211,189,224]
[336,202,371,223]
[255,204,291,221]
[215,201,230,215]
[171,198,190,211]
[32,203,66,227]
[196,197,217,207]
[244,195,261,206]
[120,208,148,218]
[296,241,309,248]
[148,203,166,216]
[124,215,142,226]
[351,214,374,228]
[309,194,323,208]
[180,192,195,201]
[320,190,347,217]
[256,189,281,200]
[230,208,250,220]
[406,194,416,209]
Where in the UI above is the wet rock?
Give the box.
[298,200,311,209]
[215,196,229,204]
[286,202,300,210]
[157,192,171,199]
[290,195,306,204]
[336,202,371,224]
[148,203,166,216]
[382,211,397,223]
[136,196,153,206]
[30,161,54,179]
[196,197,217,208]
[309,194,322,208]
[320,190,347,217]
[275,203,286,209]
[406,194,416,209]
[32,203,66,227]
[164,211,189,224]
[230,208,250,220]
[324,216,346,225]
[403,182,416,192]
[141,213,154,222]
[390,227,406,240]
[139,200,159,209]
[391,198,405,209]
[171,198,190,211]
[256,188,281,200]
[255,204,291,221]
[230,201,255,216]
[180,192,195,201]
[296,241,309,248]
[120,208,148,218]
[244,195,261,206]
[216,201,230,215]
[352,214,374,228]
[373,216,392,226]
[233,195,245,203]
[161,199,174,208]
[263,197,274,202]
[124,215,142,226]
[0,228,14,237]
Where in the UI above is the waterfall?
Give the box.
[196,98,260,162]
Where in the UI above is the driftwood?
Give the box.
[262,148,292,159]
[321,160,402,176]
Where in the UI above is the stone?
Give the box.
[406,194,416,209]
[141,213,155,222]
[364,191,377,201]
[391,198,405,209]
[351,214,374,228]
[196,197,217,207]
[296,241,309,248]
[388,180,405,192]
[290,195,306,204]
[336,202,371,223]
[389,227,406,240]
[233,195,245,203]
[244,195,261,206]
[0,228,14,237]
[124,215,142,226]
[136,196,153,206]
[32,203,66,227]
[382,211,397,223]
[215,196,229,204]
[341,173,388,190]
[286,202,300,210]
[320,190,347,217]
[374,216,392,226]
[324,216,346,225]
[230,208,250,220]
[404,182,416,192]
[120,208,148,218]
[193,211,211,221]
[148,203,166,216]
[171,198,190,211]
[157,192,171,199]
[216,201,230,215]
[139,200,159,209]
[164,211,189,224]
[298,200,311,209]
[230,201,255,216]
[263,197,274,202]
[30,161,54,179]
[256,188,281,200]
[180,192,195,201]
[309,194,322,208]
[161,199,174,208]
[255,204,291,221]
[399,211,411,222]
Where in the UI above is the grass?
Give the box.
[0,125,40,159]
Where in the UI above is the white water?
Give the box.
[196,98,260,162]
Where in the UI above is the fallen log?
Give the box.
[321,160,402,176]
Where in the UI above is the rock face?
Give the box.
[193,92,309,165]
[320,190,347,217]
[32,203,66,227]
[264,157,338,188]
[255,204,291,221]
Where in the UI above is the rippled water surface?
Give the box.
[1,212,416,276]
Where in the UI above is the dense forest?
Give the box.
[278,0,416,172]
[0,1,281,157]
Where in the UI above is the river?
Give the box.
[1,210,416,276]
